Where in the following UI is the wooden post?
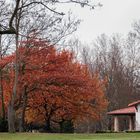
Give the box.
[129,116,133,131]
[114,116,119,132]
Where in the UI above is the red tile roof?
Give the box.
[107,106,136,115]
[128,100,140,107]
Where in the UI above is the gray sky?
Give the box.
[69,0,140,43]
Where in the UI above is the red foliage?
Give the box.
[0,39,107,126]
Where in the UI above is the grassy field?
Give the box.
[0,133,140,140]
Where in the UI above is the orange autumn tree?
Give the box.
[0,38,107,132]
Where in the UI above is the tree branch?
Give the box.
[18,1,64,15]
[0,0,21,34]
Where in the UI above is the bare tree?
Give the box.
[0,0,98,35]
[75,33,140,131]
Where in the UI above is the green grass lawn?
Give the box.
[0,133,140,140]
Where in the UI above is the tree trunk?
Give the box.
[59,119,65,133]
[8,31,19,133]
[19,86,28,132]
[0,70,5,120]
[0,31,5,120]
[45,117,51,132]
[8,100,16,132]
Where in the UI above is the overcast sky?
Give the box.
[68,0,140,44]
[6,0,140,44]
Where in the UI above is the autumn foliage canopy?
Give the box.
[0,38,107,131]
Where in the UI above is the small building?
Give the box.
[107,100,140,132]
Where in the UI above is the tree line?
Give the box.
[70,21,140,132]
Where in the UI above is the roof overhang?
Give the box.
[107,106,136,115]
[128,100,140,107]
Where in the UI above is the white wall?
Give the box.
[136,112,140,130]
[137,104,140,112]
